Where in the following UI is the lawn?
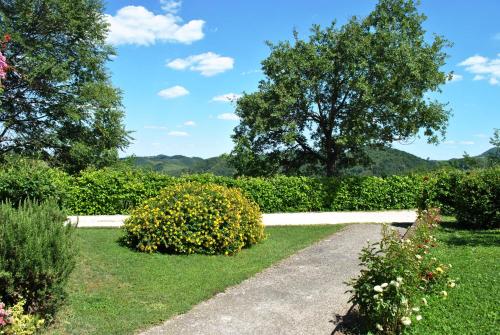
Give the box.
[405,222,500,334]
[45,225,345,335]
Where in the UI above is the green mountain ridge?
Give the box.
[125,148,498,177]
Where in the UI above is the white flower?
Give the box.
[421,297,428,306]
[374,285,384,293]
[440,290,448,298]
[381,283,388,288]
[373,294,379,299]
[390,280,400,288]
[401,316,412,326]
[396,277,403,283]
[376,323,384,331]
[412,307,420,312]
[416,315,422,321]
[448,280,456,288]
[415,254,423,260]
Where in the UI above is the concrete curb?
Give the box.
[67,210,417,228]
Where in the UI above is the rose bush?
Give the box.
[348,209,456,334]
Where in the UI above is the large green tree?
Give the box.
[0,0,130,173]
[230,0,451,176]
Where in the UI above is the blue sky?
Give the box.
[105,0,500,160]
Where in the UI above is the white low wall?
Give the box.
[67,210,417,228]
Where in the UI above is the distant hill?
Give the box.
[125,147,498,177]
[127,154,236,176]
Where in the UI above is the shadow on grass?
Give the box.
[438,221,500,247]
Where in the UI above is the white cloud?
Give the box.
[211,93,242,103]
[158,85,189,99]
[458,54,500,86]
[444,140,474,145]
[144,125,168,130]
[447,73,463,83]
[168,131,189,137]
[184,120,196,126]
[474,133,488,138]
[167,52,234,76]
[160,0,182,13]
[217,113,239,121]
[105,5,204,46]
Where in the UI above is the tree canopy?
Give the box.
[0,0,130,173]
[229,0,451,176]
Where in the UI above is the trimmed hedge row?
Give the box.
[1,158,497,229]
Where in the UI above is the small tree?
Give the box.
[230,0,451,176]
[0,0,130,173]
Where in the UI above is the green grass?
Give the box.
[405,223,500,334]
[45,225,344,335]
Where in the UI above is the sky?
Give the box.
[104,0,500,160]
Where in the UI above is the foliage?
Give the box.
[122,182,265,255]
[0,156,71,206]
[0,0,129,172]
[404,224,499,334]
[182,174,327,213]
[230,0,450,176]
[46,225,343,335]
[129,154,236,176]
[0,201,76,318]
[417,169,463,215]
[67,167,173,215]
[454,167,499,229]
[348,209,455,334]
[331,175,422,211]
[0,300,44,335]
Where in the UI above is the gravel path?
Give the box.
[139,223,407,335]
[68,210,416,227]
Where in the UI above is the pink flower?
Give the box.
[0,51,8,79]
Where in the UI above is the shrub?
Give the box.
[181,174,326,213]
[0,300,44,335]
[454,167,500,229]
[0,201,76,318]
[417,169,463,215]
[0,156,71,207]
[348,209,455,334]
[122,182,265,255]
[67,167,174,215]
[331,175,422,211]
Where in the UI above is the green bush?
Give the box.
[454,168,500,229]
[180,174,326,213]
[417,169,463,215]
[331,175,422,211]
[67,167,174,215]
[0,201,76,318]
[0,157,71,206]
[122,182,265,255]
[348,209,455,334]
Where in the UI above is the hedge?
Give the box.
[65,170,425,214]
[1,158,496,218]
[454,167,499,229]
[65,167,174,215]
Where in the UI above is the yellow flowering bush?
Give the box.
[0,300,44,335]
[122,182,265,255]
